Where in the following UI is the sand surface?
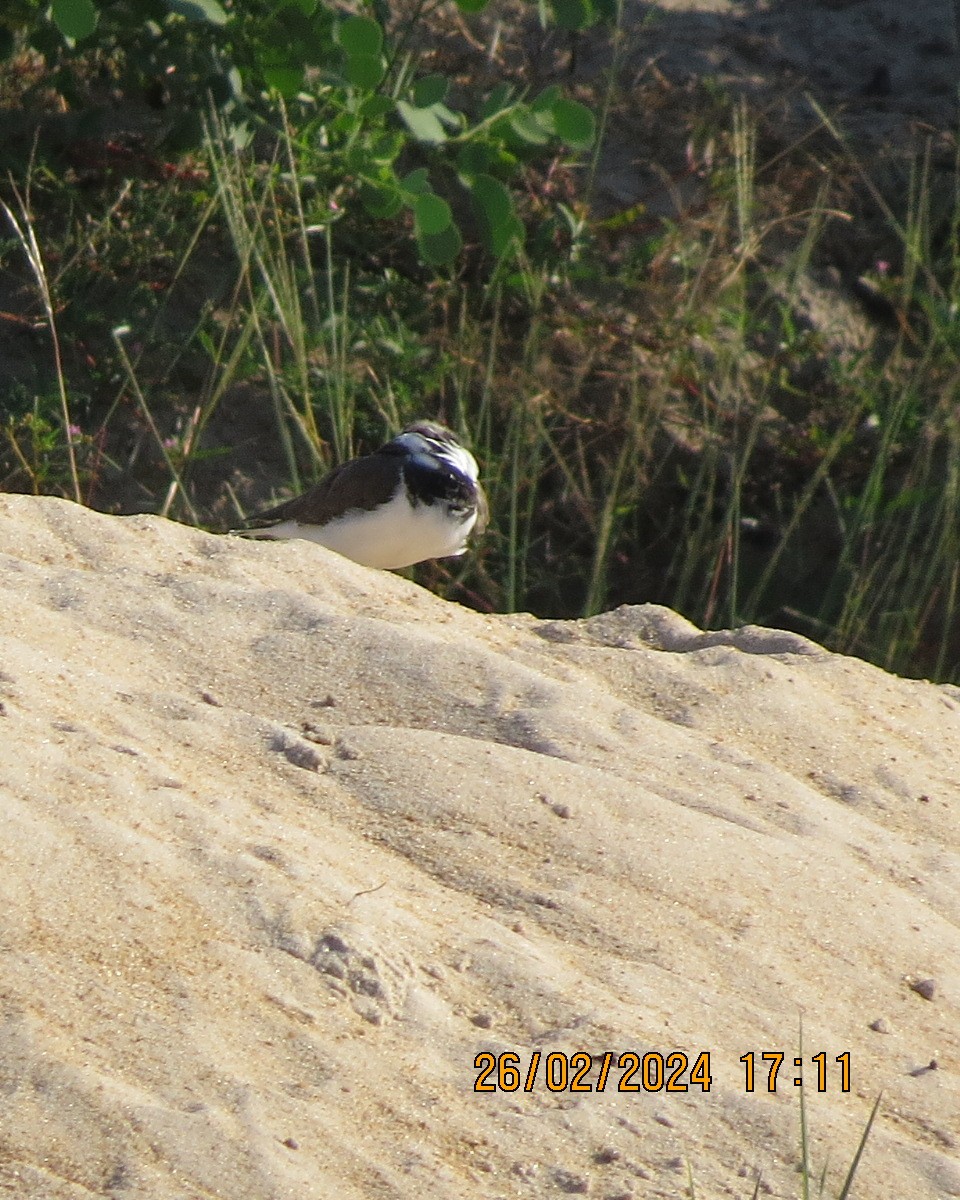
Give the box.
[581,0,960,227]
[627,0,958,131]
[0,493,957,1199]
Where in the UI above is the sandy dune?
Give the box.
[0,493,957,1199]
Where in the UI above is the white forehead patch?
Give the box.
[394,430,479,482]
[439,442,480,482]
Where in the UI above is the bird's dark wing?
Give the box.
[246,450,403,528]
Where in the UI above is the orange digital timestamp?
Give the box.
[740,1051,852,1092]
[473,1050,713,1093]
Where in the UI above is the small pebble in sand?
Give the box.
[868,1017,891,1033]
[511,1161,539,1180]
[273,733,326,772]
[301,721,335,745]
[594,1147,621,1165]
[909,978,937,1001]
[554,1168,590,1194]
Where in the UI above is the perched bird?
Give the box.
[242,421,487,570]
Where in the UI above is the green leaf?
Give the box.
[553,97,596,149]
[413,74,449,108]
[344,52,385,88]
[361,182,403,219]
[359,94,394,119]
[469,173,524,258]
[470,174,512,227]
[457,141,495,176]
[396,100,447,146]
[431,103,462,131]
[400,168,431,195]
[550,0,594,30]
[459,141,517,178]
[509,107,552,145]
[345,142,370,173]
[531,85,562,113]
[165,0,229,25]
[263,66,305,97]
[51,0,97,41]
[413,193,453,236]
[480,83,513,120]
[417,222,463,266]
[368,131,404,164]
[338,15,383,55]
[454,0,489,10]
[331,110,361,138]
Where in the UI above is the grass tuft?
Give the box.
[2,179,81,504]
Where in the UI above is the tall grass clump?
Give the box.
[545,97,960,682]
[2,184,82,504]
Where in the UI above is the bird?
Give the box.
[241,420,487,570]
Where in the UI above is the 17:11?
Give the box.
[740,1051,851,1092]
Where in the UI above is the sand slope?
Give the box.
[0,494,957,1199]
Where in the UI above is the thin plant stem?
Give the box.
[112,327,201,525]
[2,185,81,504]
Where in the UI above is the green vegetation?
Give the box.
[2,1,959,682]
[719,1090,883,1200]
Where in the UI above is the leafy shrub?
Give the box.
[2,0,598,267]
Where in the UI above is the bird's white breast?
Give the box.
[262,489,478,570]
